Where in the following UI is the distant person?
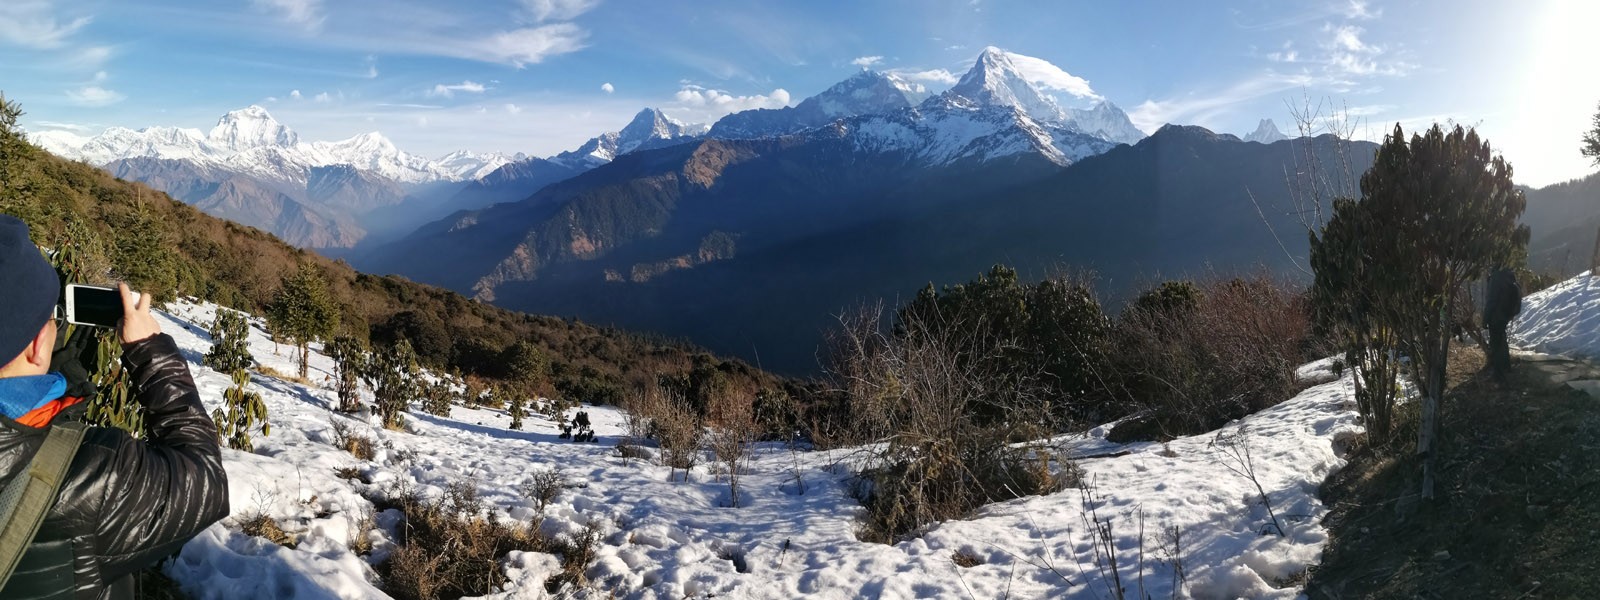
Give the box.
[0,215,229,598]
[1484,267,1522,382]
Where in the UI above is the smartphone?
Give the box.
[64,284,138,328]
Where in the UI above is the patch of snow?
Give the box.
[1510,271,1600,358]
[146,295,1372,599]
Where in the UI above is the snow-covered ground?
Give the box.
[148,298,1370,599]
[1511,271,1600,359]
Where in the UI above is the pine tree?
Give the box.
[363,338,419,430]
[327,335,366,413]
[503,340,549,398]
[267,262,340,380]
[213,368,269,451]
[204,309,254,374]
[1583,101,1600,167]
[422,378,455,417]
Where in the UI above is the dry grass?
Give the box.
[329,418,376,461]
[377,479,548,600]
[543,521,603,594]
[952,549,985,568]
[254,364,313,386]
[241,513,294,547]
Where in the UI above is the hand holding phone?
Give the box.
[64,283,160,343]
[117,283,161,344]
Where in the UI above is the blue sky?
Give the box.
[1,0,1596,186]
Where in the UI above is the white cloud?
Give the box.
[1343,0,1381,20]
[1003,51,1100,100]
[671,86,791,121]
[314,91,332,103]
[66,85,124,107]
[1319,23,1413,77]
[91,70,107,83]
[505,103,523,115]
[428,80,488,98]
[520,0,600,22]
[444,24,588,67]
[894,68,958,85]
[290,89,302,99]
[36,120,93,133]
[365,64,378,78]
[600,82,614,94]
[252,0,325,30]
[0,1,91,49]
[851,55,883,68]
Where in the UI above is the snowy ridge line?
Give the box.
[152,298,1362,599]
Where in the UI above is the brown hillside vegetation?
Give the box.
[1307,345,1600,598]
[0,102,778,401]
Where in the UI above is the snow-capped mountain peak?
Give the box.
[207,105,299,151]
[946,46,1067,124]
[615,108,705,156]
[1244,118,1288,144]
[803,70,926,118]
[1065,101,1146,146]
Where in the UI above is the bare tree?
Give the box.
[706,386,760,507]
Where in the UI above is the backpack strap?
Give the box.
[0,420,87,588]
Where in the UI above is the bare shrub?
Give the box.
[349,509,377,556]
[377,478,546,600]
[520,468,565,514]
[329,418,375,460]
[636,382,703,482]
[706,385,760,507]
[544,520,602,594]
[830,301,1068,543]
[1105,273,1310,440]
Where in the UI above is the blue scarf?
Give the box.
[0,373,67,420]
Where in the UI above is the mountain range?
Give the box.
[29,46,1380,374]
[356,48,1371,374]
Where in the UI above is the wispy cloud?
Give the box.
[66,85,125,107]
[290,89,302,99]
[519,0,600,23]
[1321,23,1412,76]
[0,0,92,49]
[1343,0,1381,20]
[252,0,325,31]
[851,55,883,68]
[1004,50,1100,100]
[445,23,589,67]
[427,80,488,98]
[1128,71,1316,133]
[600,82,614,93]
[505,103,523,115]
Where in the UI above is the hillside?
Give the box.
[370,125,1374,375]
[1523,171,1600,276]
[0,124,776,403]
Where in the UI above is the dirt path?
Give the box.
[1305,347,1600,599]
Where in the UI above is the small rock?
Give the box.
[1433,550,1451,562]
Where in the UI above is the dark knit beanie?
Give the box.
[0,216,60,362]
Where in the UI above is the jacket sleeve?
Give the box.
[93,333,230,579]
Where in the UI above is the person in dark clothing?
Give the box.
[1484,267,1523,382]
[0,216,229,599]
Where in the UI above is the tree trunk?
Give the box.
[1590,225,1600,273]
[1419,301,1452,501]
[299,341,310,380]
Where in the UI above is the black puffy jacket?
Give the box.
[0,334,230,599]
